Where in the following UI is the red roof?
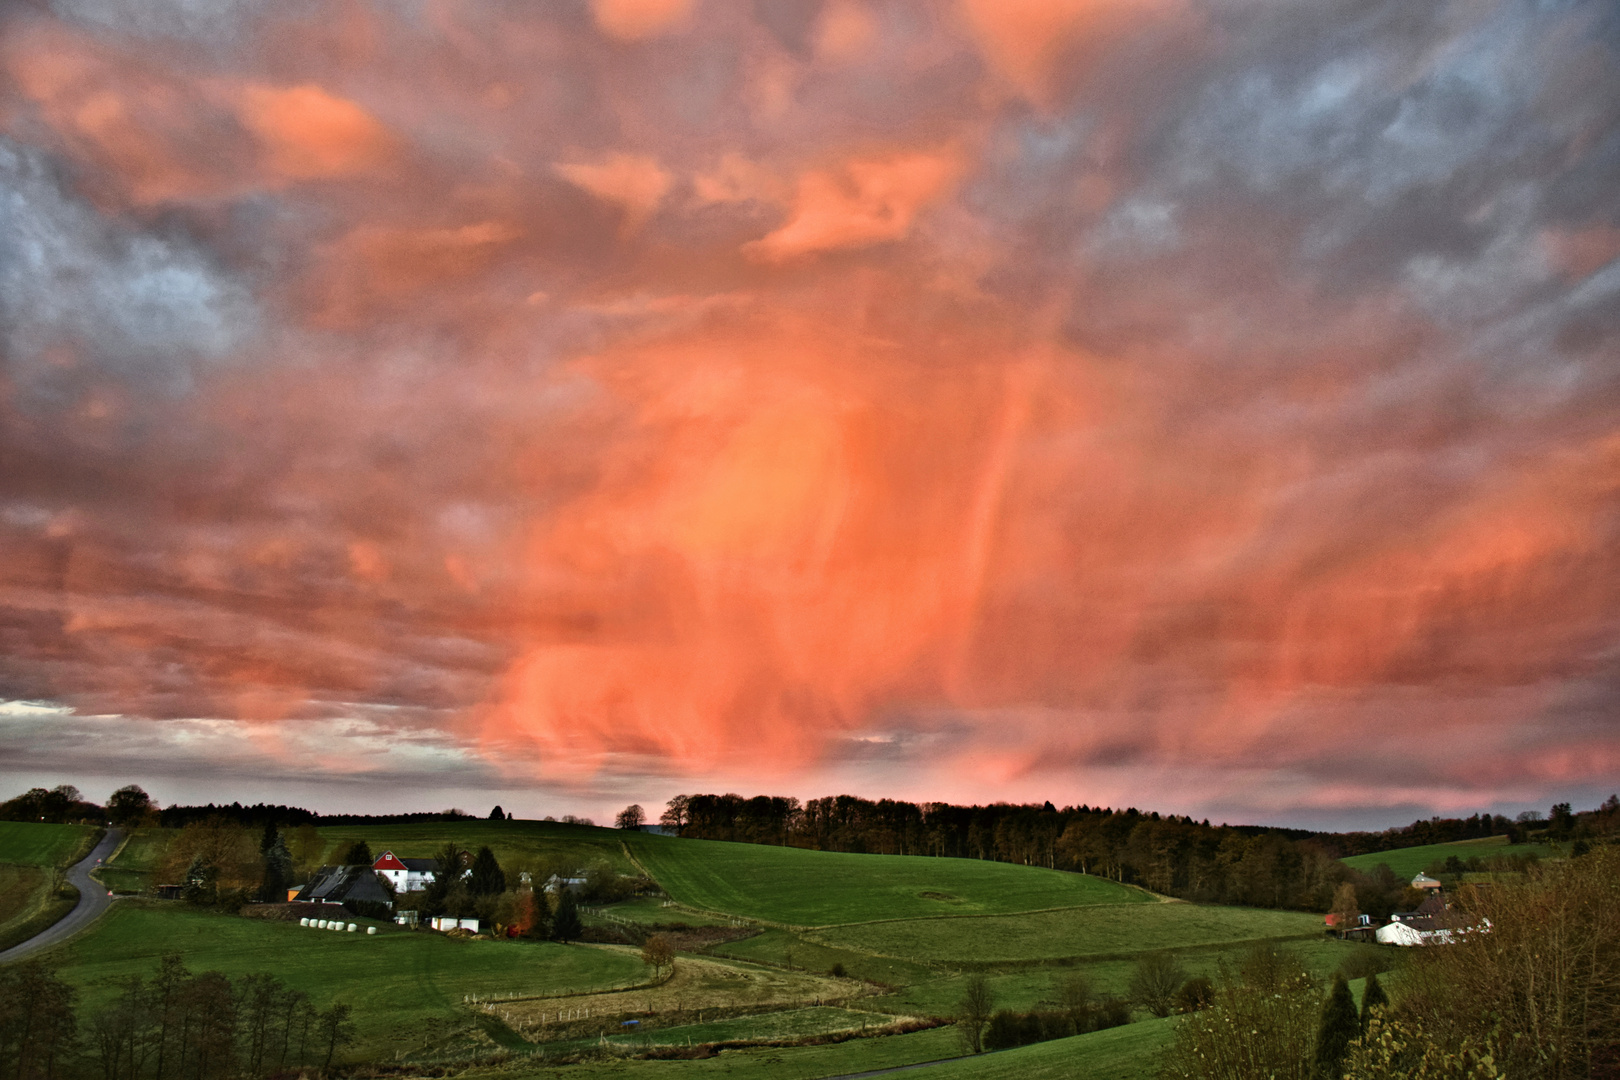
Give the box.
[373,851,407,871]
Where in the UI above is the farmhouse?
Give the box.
[372,850,446,891]
[294,864,395,910]
[544,873,587,894]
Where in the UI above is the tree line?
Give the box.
[0,955,355,1080]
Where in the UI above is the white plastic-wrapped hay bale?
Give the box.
[299,918,309,927]
[315,919,325,928]
[347,923,356,932]
[367,926,377,935]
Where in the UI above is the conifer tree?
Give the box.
[468,846,505,895]
[551,888,583,942]
[1314,974,1359,1079]
[1359,971,1389,1030]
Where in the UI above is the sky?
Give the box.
[1,0,1617,831]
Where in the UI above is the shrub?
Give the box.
[982,1009,1075,1050]
[1173,975,1214,1013]
[1131,951,1189,1017]
[1342,1015,1502,1080]
[1095,995,1131,1029]
[1158,946,1319,1080]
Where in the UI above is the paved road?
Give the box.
[0,828,123,964]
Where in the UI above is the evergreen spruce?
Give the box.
[468,846,506,895]
[1359,971,1389,1030]
[551,889,583,942]
[1314,974,1359,1079]
[259,829,294,902]
[340,840,373,866]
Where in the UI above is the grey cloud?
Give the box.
[43,0,276,42]
[0,138,258,401]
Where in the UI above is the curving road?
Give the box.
[0,828,123,964]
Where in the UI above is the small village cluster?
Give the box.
[286,849,581,932]
[1324,872,1490,946]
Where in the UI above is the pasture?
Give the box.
[809,901,1322,963]
[492,1025,965,1079]
[1340,835,1554,878]
[623,833,1152,926]
[39,902,652,1057]
[96,828,172,893]
[480,1014,1174,1079]
[0,822,98,949]
[0,821,97,869]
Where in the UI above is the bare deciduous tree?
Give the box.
[641,934,675,977]
[958,974,993,1054]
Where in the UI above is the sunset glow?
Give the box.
[1,0,1616,825]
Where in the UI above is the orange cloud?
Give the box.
[554,152,673,232]
[815,0,879,63]
[746,148,965,261]
[591,0,694,41]
[957,0,1182,102]
[306,220,521,324]
[237,84,393,180]
[692,153,784,206]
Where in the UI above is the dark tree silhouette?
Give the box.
[551,889,583,943]
[468,846,506,895]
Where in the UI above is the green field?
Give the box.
[479,1014,1173,1080]
[0,822,97,869]
[542,1005,910,1054]
[810,902,1321,963]
[586,897,741,928]
[0,822,98,948]
[1340,835,1555,878]
[486,1025,964,1079]
[96,828,173,893]
[40,903,653,1057]
[623,834,1152,927]
[923,1015,1175,1080]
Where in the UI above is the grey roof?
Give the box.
[293,865,394,907]
[400,858,439,872]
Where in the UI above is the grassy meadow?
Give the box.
[0,822,98,869]
[0,821,100,950]
[96,828,173,893]
[809,901,1321,963]
[40,902,652,1057]
[622,832,1153,926]
[1340,834,1555,878]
